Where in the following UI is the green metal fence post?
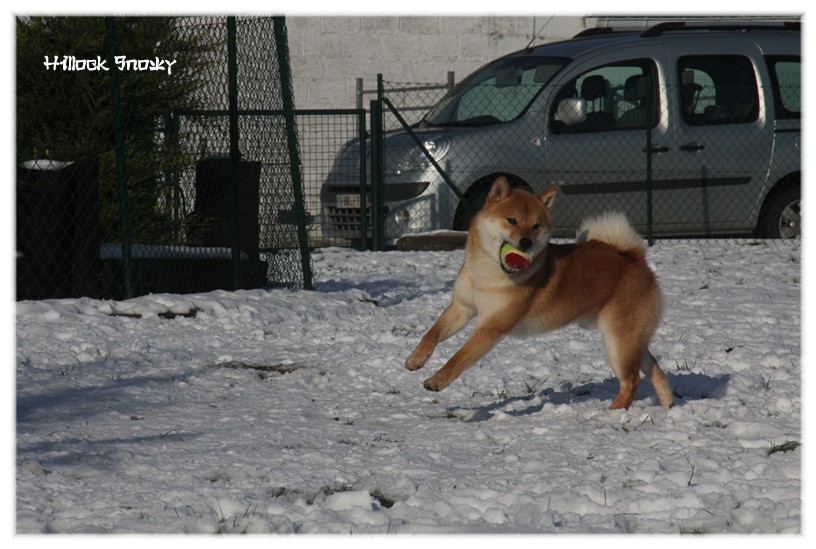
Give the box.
[273,16,313,290]
[165,110,182,239]
[358,110,368,250]
[645,78,654,246]
[374,74,386,251]
[370,97,385,251]
[105,17,133,299]
[226,17,242,290]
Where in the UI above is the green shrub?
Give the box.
[16,16,216,244]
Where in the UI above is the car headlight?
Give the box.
[395,136,451,174]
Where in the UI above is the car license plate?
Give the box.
[336,194,368,209]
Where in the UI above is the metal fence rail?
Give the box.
[357,73,455,129]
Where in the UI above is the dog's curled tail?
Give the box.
[576,212,646,258]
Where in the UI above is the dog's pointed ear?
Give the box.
[486,176,512,203]
[538,187,557,210]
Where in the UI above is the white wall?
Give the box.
[286,16,589,109]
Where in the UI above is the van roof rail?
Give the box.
[574,20,800,39]
[641,20,800,37]
[572,27,618,38]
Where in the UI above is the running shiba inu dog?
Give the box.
[405,176,672,410]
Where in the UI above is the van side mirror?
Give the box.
[557,98,587,126]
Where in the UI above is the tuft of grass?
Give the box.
[760,374,776,391]
[703,420,727,429]
[524,376,548,395]
[306,481,354,505]
[767,440,800,456]
[674,358,701,372]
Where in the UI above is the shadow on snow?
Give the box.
[458,372,731,422]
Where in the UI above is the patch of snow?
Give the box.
[13,240,804,534]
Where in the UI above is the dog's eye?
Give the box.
[507,217,517,225]
[533,223,541,231]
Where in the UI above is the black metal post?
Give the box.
[370,97,384,251]
[226,17,241,289]
[358,110,368,250]
[105,17,133,298]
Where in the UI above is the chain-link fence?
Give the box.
[357,74,456,129]
[16,15,319,300]
[320,46,800,250]
[316,74,456,249]
[17,19,801,301]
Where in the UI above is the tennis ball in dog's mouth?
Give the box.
[499,242,532,274]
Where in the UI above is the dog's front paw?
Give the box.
[405,350,427,371]
[423,373,449,392]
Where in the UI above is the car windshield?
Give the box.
[422,55,568,127]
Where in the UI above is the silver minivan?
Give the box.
[321,21,800,240]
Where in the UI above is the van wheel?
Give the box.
[758,185,800,239]
[452,175,533,231]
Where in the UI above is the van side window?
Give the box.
[677,55,759,125]
[550,59,658,133]
[766,56,800,119]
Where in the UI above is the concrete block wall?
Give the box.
[286,16,589,110]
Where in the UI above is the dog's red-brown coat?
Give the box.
[405,176,672,410]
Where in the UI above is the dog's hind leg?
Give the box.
[405,301,474,371]
[599,315,644,410]
[599,269,664,409]
[608,351,641,410]
[641,350,673,408]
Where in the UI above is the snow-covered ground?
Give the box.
[14,240,804,535]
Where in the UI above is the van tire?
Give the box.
[452,175,533,231]
[757,184,800,238]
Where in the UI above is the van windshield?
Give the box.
[422,56,568,127]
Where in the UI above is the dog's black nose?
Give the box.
[518,238,533,251]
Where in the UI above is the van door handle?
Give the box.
[643,145,669,154]
[680,142,706,152]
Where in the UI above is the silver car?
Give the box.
[322,21,801,241]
